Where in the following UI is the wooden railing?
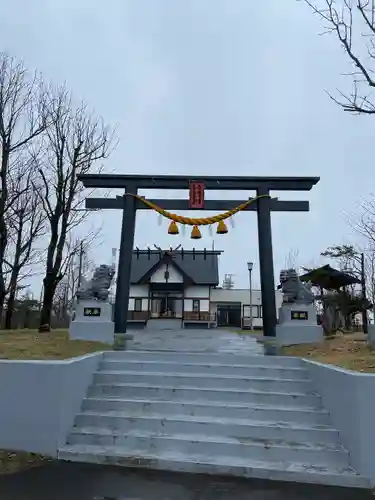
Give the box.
[183,312,216,322]
[128,311,149,321]
[127,311,217,322]
[149,311,183,319]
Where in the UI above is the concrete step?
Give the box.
[81,398,331,425]
[66,427,348,467]
[73,411,340,444]
[103,350,302,367]
[87,383,322,408]
[99,359,309,379]
[93,371,314,393]
[58,443,370,488]
[146,319,182,330]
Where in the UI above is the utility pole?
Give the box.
[361,252,369,334]
[222,274,235,289]
[74,241,84,306]
[39,285,43,311]
[78,241,84,290]
[247,262,254,331]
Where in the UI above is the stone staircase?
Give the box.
[58,350,370,488]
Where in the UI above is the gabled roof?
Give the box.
[130,249,221,285]
[137,253,194,284]
[300,264,361,290]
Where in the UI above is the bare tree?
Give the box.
[347,194,375,244]
[3,163,45,329]
[54,236,96,314]
[52,279,69,322]
[0,53,47,318]
[36,86,113,330]
[321,242,375,301]
[52,235,98,325]
[321,243,359,272]
[284,247,300,270]
[302,0,375,113]
[66,239,95,302]
[362,245,375,306]
[302,1,375,306]
[345,199,375,304]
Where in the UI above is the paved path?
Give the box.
[0,463,371,500]
[129,328,265,355]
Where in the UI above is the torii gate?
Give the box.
[78,174,319,338]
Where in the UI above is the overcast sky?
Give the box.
[1,0,373,291]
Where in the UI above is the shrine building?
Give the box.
[126,247,282,329]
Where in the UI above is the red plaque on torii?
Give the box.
[189,181,205,209]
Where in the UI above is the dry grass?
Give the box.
[0,328,111,474]
[0,328,111,360]
[282,332,375,373]
[0,451,53,475]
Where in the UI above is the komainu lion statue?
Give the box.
[76,264,115,301]
[278,268,314,305]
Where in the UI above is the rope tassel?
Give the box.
[216,220,228,234]
[191,225,202,239]
[168,221,179,235]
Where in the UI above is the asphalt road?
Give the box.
[0,462,372,500]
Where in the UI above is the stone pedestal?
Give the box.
[69,299,114,345]
[368,324,375,347]
[276,302,323,346]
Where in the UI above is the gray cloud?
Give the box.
[0,0,371,290]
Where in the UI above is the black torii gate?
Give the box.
[78,174,319,338]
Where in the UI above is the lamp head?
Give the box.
[247,262,253,271]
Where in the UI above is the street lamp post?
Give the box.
[247,262,254,331]
[361,252,369,334]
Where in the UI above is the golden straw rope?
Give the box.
[126,193,270,226]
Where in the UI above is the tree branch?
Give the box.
[302,0,375,113]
